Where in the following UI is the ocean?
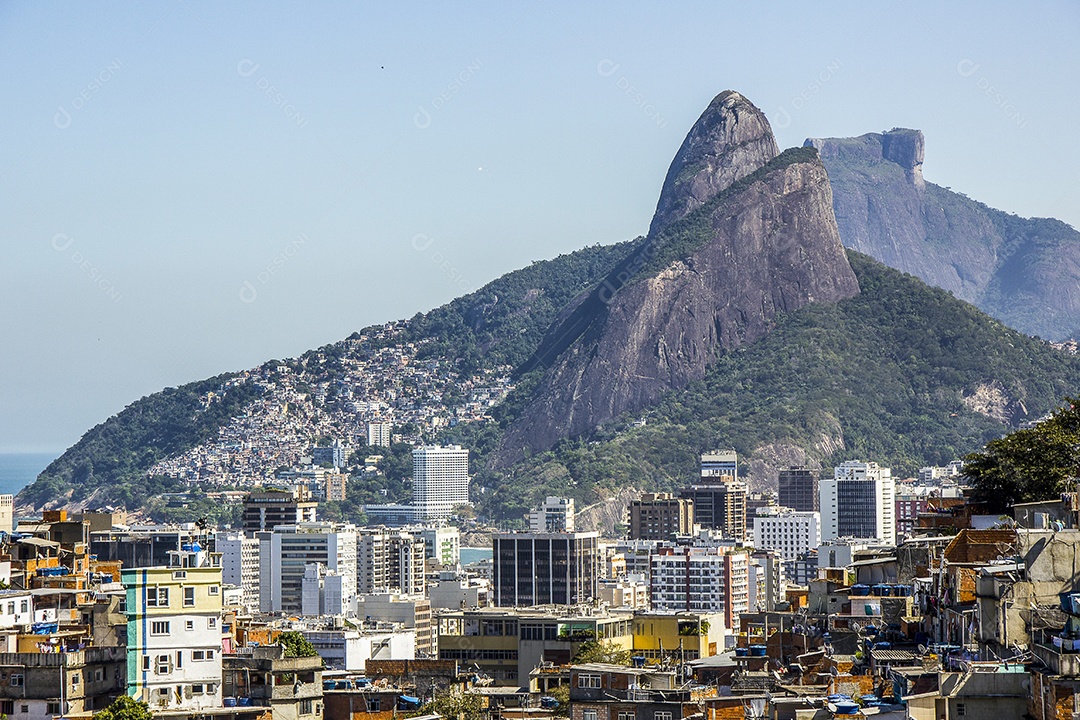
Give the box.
[0,453,58,497]
[460,546,492,565]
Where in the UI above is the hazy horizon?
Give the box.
[3,1,1078,453]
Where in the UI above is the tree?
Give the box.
[418,689,485,720]
[964,398,1080,513]
[277,630,319,658]
[548,685,570,718]
[572,639,632,665]
[94,696,153,720]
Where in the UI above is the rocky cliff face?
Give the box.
[497,92,860,464]
[649,90,779,235]
[809,129,1080,340]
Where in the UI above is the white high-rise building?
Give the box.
[261,522,357,614]
[411,445,469,521]
[367,422,393,448]
[528,497,575,533]
[649,546,749,630]
[819,461,895,545]
[217,532,260,612]
[752,507,821,562]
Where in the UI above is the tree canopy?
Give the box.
[964,398,1080,513]
[278,630,319,658]
[572,639,632,665]
[93,696,153,720]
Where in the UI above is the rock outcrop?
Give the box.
[649,91,779,235]
[497,92,860,464]
[809,129,1080,340]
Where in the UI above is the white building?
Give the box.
[0,590,33,628]
[752,507,821,562]
[411,445,469,521]
[217,532,260,612]
[301,563,347,616]
[354,593,432,656]
[303,628,415,671]
[817,537,879,570]
[122,547,224,711]
[0,495,13,535]
[528,497,575,533]
[648,547,749,630]
[366,422,393,448]
[261,523,357,614]
[412,525,461,566]
[356,527,426,596]
[819,461,896,545]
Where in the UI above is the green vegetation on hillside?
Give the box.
[20,374,263,510]
[963,399,1080,513]
[476,252,1080,521]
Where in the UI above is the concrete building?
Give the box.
[90,524,206,570]
[0,495,12,535]
[411,445,470,522]
[354,594,433,656]
[528,497,575,533]
[700,451,738,480]
[412,525,460,566]
[680,480,747,541]
[598,576,649,610]
[820,461,896,545]
[492,532,599,607]
[366,422,393,448]
[778,467,819,512]
[304,629,414,672]
[122,547,224,711]
[312,441,346,469]
[752,506,821,562]
[301,563,348,616]
[217,532,260,612]
[222,645,323,720]
[628,493,694,541]
[242,486,318,534]
[356,527,426,596]
[262,523,357,614]
[323,472,347,503]
[0,646,126,720]
[428,574,491,610]
[649,547,750,629]
[749,550,785,612]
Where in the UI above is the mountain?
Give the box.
[19,90,1080,524]
[499,92,859,463]
[808,128,1080,340]
[479,251,1080,522]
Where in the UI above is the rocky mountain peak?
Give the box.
[649,90,779,235]
[807,128,924,190]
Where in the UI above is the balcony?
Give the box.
[1033,629,1080,676]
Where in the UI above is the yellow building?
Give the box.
[631,612,725,662]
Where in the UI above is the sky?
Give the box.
[1,1,1078,454]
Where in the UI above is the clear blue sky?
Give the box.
[2,1,1077,454]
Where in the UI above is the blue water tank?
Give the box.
[223,698,237,708]
[749,645,767,657]
[734,648,749,657]
[835,701,859,714]
[850,584,870,597]
[237,698,251,707]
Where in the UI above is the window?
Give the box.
[46,703,60,715]
[583,711,598,720]
[209,585,219,596]
[71,674,79,686]
[0,701,11,715]
[175,651,183,669]
[191,684,204,694]
[654,713,672,720]
[173,571,187,580]
[156,655,170,674]
[957,704,966,717]
[207,684,216,694]
[147,587,169,607]
[192,651,205,660]
[142,656,150,672]
[618,713,635,720]
[186,620,194,631]
[300,699,314,715]
[6,602,13,614]
[183,587,195,607]
[20,706,28,715]
[9,675,22,687]
[577,674,601,689]
[151,621,170,635]
[19,600,27,614]
[208,617,217,629]
[206,649,214,660]
[366,699,381,712]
